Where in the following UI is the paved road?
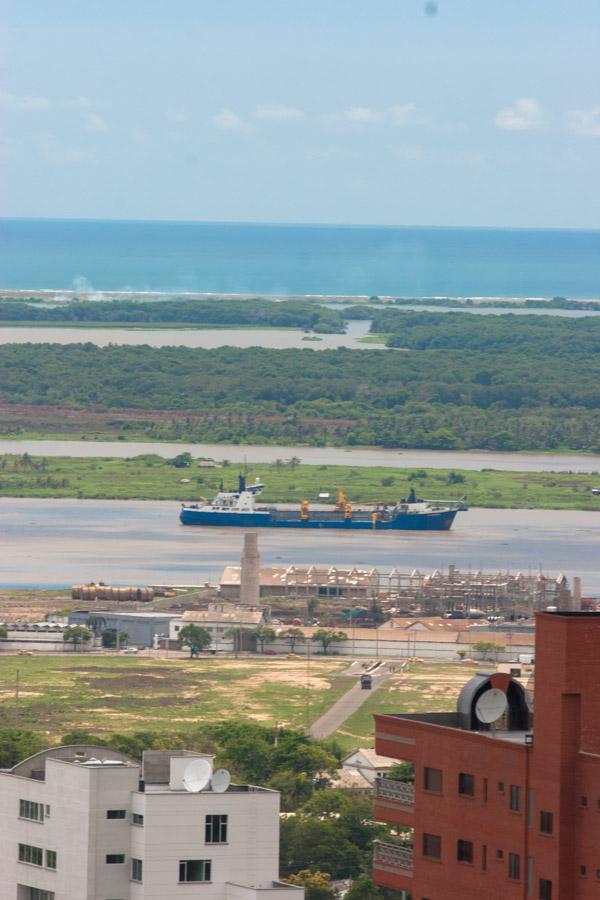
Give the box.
[310,661,392,740]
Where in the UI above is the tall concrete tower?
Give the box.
[240,532,261,606]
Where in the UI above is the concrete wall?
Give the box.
[270,636,534,662]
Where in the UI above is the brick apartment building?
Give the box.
[372,610,600,900]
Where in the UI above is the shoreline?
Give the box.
[3,289,600,304]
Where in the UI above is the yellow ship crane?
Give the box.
[300,499,310,520]
[344,501,353,519]
[335,490,347,511]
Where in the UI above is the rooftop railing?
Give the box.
[374,776,415,805]
[373,840,414,871]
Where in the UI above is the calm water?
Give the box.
[1,440,599,473]
[2,218,600,298]
[0,320,373,349]
[1,500,598,592]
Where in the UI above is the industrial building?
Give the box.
[68,610,180,649]
[371,609,600,899]
[170,604,268,651]
[220,559,577,617]
[0,744,303,900]
[220,564,381,602]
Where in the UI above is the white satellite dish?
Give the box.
[211,768,231,793]
[183,758,213,793]
[475,688,508,724]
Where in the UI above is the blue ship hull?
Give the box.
[179,507,458,531]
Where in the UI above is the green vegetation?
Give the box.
[176,624,212,656]
[1,453,600,510]
[312,630,349,654]
[0,655,351,739]
[335,662,465,752]
[4,306,600,450]
[0,296,345,332]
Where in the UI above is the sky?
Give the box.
[1,0,600,228]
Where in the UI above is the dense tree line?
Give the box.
[370,309,600,354]
[0,297,345,332]
[2,309,600,450]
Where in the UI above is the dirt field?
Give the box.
[0,655,353,739]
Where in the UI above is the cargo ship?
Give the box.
[180,476,466,531]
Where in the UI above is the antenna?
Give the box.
[211,768,231,793]
[183,758,213,793]
[475,688,508,724]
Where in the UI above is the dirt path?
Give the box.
[309,661,392,740]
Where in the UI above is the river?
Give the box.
[0,320,374,350]
[1,440,599,474]
[1,499,598,592]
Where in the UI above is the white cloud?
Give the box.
[214,109,244,130]
[567,107,600,137]
[495,98,542,131]
[343,104,424,126]
[388,104,421,126]
[0,91,91,111]
[255,104,304,121]
[346,106,378,123]
[85,112,109,132]
[37,133,95,165]
[166,109,190,124]
[0,91,50,110]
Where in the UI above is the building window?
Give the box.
[458,773,475,797]
[422,833,442,860]
[580,865,587,876]
[29,890,55,900]
[509,853,521,880]
[205,814,228,844]
[497,849,504,860]
[131,858,143,882]
[457,840,473,864]
[510,785,522,812]
[498,781,505,793]
[46,849,57,870]
[19,800,44,822]
[107,809,127,819]
[18,844,44,866]
[132,813,144,826]
[179,859,212,882]
[423,767,443,793]
[482,844,487,871]
[539,878,552,900]
[581,796,588,808]
[106,854,126,864]
[540,811,553,834]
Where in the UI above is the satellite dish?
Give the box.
[475,688,508,724]
[211,768,231,793]
[183,758,213,793]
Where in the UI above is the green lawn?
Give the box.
[334,662,466,752]
[1,453,600,510]
[0,655,352,740]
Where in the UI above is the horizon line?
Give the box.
[2,216,600,234]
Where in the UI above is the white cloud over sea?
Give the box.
[495,98,543,131]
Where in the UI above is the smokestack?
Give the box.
[573,576,582,611]
[240,532,260,606]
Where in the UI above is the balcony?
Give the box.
[373,840,414,873]
[374,776,415,806]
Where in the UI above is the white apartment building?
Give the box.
[0,744,303,900]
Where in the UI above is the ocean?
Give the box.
[1,217,599,298]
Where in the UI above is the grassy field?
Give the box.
[1,453,600,509]
[0,655,353,740]
[334,662,468,752]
